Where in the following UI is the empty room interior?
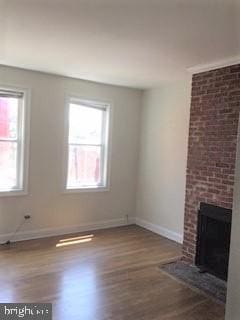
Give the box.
[0,1,240,319]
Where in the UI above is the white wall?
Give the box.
[0,66,142,241]
[136,81,191,242]
[225,119,240,320]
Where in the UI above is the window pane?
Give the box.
[69,104,103,145]
[0,97,19,139]
[0,141,18,190]
[67,145,101,187]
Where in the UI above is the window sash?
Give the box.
[0,140,18,190]
[68,103,106,145]
[67,143,105,187]
[67,145,104,188]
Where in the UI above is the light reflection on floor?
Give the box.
[0,287,13,303]
[56,234,94,248]
[56,238,92,248]
[55,263,99,319]
[59,234,94,243]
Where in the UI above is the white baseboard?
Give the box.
[0,217,136,244]
[0,217,182,245]
[135,217,183,244]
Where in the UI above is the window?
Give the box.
[0,88,28,195]
[65,97,110,191]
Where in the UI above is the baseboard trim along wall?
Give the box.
[135,217,183,244]
[0,217,183,244]
[0,217,136,244]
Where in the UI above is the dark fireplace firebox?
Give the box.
[196,203,232,281]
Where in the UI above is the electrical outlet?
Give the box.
[24,214,31,220]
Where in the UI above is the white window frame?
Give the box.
[0,86,30,197]
[64,96,111,193]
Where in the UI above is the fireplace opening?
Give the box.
[196,203,232,281]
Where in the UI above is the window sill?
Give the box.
[0,190,28,197]
[63,186,109,194]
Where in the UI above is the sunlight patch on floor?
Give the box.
[56,235,94,247]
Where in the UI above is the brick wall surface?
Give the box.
[183,64,240,263]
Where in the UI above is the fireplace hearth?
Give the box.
[196,203,232,281]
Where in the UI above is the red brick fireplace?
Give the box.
[183,64,240,263]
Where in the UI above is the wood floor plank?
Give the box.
[0,225,225,319]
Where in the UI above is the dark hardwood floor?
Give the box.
[0,225,225,320]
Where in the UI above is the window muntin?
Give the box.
[66,98,109,190]
[0,89,26,193]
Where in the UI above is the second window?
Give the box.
[66,97,110,191]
